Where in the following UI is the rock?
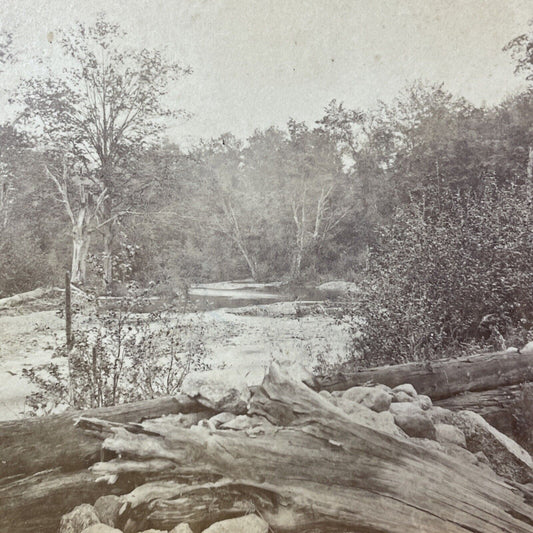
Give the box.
[220,414,273,431]
[389,403,436,439]
[337,398,405,437]
[392,383,418,397]
[317,280,358,294]
[93,495,123,527]
[208,412,237,428]
[392,390,414,403]
[318,390,336,404]
[521,341,533,354]
[81,526,122,533]
[201,514,269,533]
[60,504,100,533]
[426,406,454,425]
[138,530,167,533]
[181,368,251,414]
[453,410,533,483]
[414,395,432,410]
[342,386,392,412]
[389,401,423,417]
[505,346,519,353]
[170,524,194,533]
[435,423,467,448]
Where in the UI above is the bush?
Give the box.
[23,293,210,412]
[346,180,533,366]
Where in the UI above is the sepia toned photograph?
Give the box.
[1,1,533,531]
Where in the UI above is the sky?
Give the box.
[1,0,533,145]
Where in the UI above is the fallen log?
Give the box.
[0,394,209,480]
[317,350,533,399]
[435,384,524,436]
[77,366,533,533]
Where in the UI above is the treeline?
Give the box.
[1,16,533,362]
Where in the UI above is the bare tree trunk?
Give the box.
[71,231,91,285]
[102,221,114,293]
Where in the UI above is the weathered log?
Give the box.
[435,384,523,435]
[0,395,209,480]
[0,470,126,533]
[317,350,533,399]
[80,366,533,533]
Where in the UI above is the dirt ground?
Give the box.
[0,300,350,421]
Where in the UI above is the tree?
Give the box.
[17,14,191,288]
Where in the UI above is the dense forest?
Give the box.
[1,16,533,363]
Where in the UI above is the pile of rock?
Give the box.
[320,381,533,483]
[60,503,268,533]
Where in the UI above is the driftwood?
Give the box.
[74,366,533,533]
[0,395,209,480]
[317,350,533,399]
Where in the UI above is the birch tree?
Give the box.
[17,14,191,289]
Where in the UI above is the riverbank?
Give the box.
[0,284,351,421]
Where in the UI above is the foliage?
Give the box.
[24,294,210,412]
[347,180,533,366]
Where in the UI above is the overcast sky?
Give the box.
[2,0,533,144]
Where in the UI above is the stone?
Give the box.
[181,368,251,414]
[426,406,454,425]
[220,415,273,431]
[93,495,123,527]
[391,406,436,440]
[318,390,336,404]
[389,401,424,417]
[521,341,533,354]
[201,514,269,533]
[453,410,533,483]
[392,383,418,397]
[435,423,467,448]
[337,398,405,437]
[60,504,100,533]
[208,412,237,428]
[342,386,392,412]
[392,390,415,403]
[138,530,167,533]
[170,524,194,533]
[81,526,122,533]
[414,394,432,410]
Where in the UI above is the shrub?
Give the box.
[23,293,210,412]
[346,180,533,366]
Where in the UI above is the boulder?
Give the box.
[392,383,418,397]
[208,412,237,428]
[342,386,392,412]
[521,340,533,354]
[81,526,122,533]
[318,389,336,404]
[389,403,436,439]
[337,398,405,437]
[414,394,432,410]
[93,495,123,527]
[170,524,194,533]
[389,402,424,417]
[435,423,467,448]
[220,415,274,431]
[181,369,251,414]
[392,390,414,403]
[201,514,269,533]
[426,406,454,425]
[453,410,533,483]
[60,504,100,533]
